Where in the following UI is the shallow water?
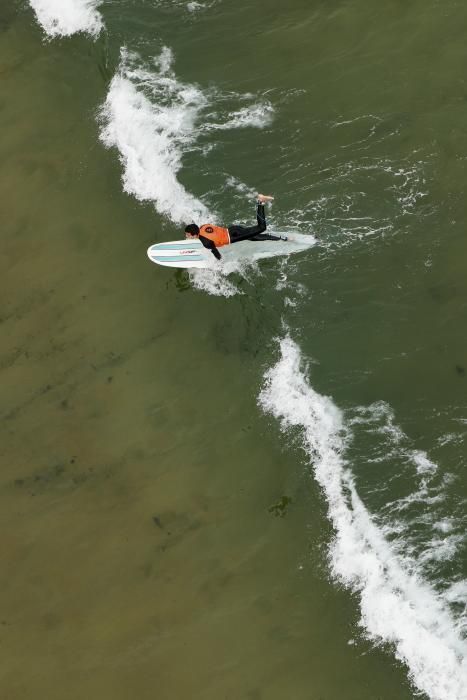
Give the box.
[1,2,467,699]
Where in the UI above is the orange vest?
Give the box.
[199,224,230,247]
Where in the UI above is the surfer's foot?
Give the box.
[257,194,274,203]
[280,235,288,241]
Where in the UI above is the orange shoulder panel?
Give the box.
[199,224,230,247]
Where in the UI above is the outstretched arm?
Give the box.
[199,235,222,260]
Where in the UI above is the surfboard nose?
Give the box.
[147,245,157,260]
[146,239,209,268]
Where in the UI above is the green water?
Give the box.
[1,2,467,698]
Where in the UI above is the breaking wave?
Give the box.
[259,335,467,700]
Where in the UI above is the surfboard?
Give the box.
[147,240,213,269]
[147,233,317,270]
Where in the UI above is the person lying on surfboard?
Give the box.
[184,194,287,260]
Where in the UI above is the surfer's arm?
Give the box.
[199,235,221,260]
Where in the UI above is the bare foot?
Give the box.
[257,193,274,203]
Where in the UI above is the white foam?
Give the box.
[99,47,212,225]
[445,581,467,607]
[154,0,218,12]
[205,103,275,131]
[189,268,241,297]
[29,0,103,37]
[349,405,462,579]
[435,519,455,534]
[350,403,439,477]
[259,335,467,700]
[438,433,464,447]
[411,449,438,475]
[186,1,205,11]
[418,535,465,565]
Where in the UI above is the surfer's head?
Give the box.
[185,223,200,238]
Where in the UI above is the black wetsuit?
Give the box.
[199,203,280,260]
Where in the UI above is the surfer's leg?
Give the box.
[228,225,251,243]
[228,202,267,243]
[252,200,286,240]
[248,233,282,241]
[255,202,267,232]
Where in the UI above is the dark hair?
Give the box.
[185,223,200,236]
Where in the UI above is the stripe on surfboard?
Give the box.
[151,243,203,251]
[150,255,205,263]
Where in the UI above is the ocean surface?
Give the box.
[2,2,467,699]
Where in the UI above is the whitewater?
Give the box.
[259,335,467,700]
[28,0,103,37]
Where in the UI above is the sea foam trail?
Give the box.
[204,103,275,131]
[99,47,212,225]
[99,48,275,227]
[259,335,467,700]
[29,0,103,37]
[348,402,466,587]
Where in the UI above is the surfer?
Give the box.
[184,194,287,260]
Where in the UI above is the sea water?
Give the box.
[1,2,466,698]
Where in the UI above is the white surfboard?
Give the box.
[147,240,213,269]
[147,233,317,270]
